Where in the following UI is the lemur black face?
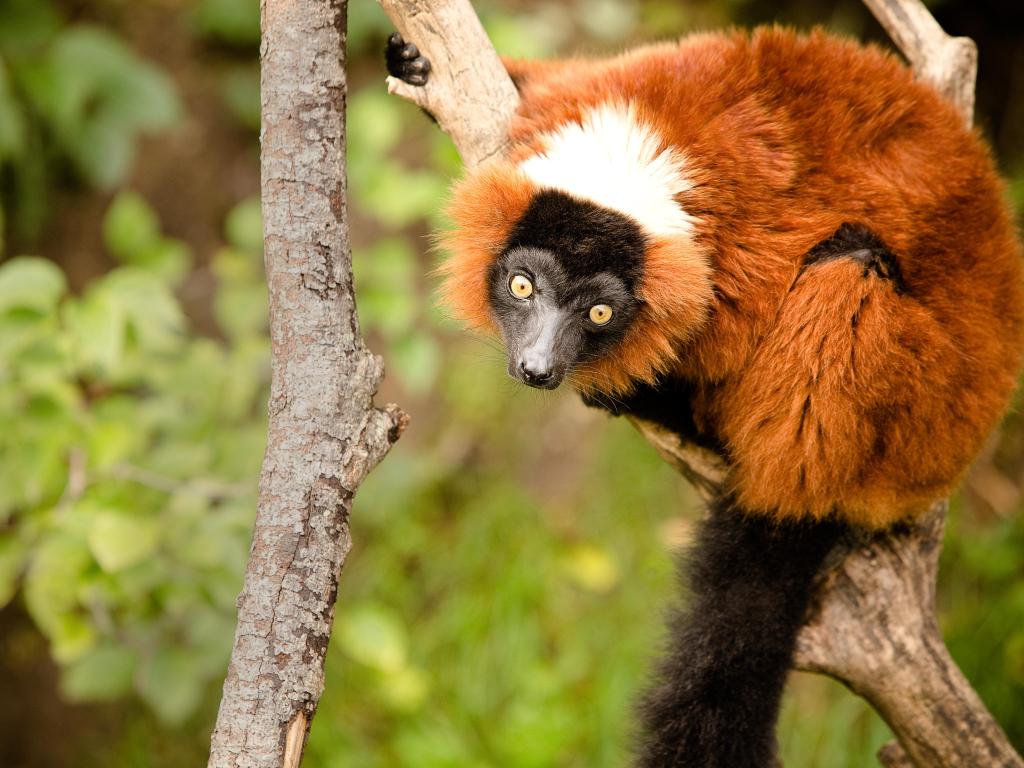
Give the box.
[488,191,646,390]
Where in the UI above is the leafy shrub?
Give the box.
[0,0,181,243]
[0,192,266,724]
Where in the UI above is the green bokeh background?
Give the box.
[1,1,1023,766]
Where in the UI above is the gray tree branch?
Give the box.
[378,0,1023,766]
[381,0,518,167]
[207,1,407,765]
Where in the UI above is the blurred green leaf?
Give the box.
[349,89,405,158]
[0,61,27,162]
[24,533,96,663]
[0,256,66,314]
[338,603,409,673]
[212,248,269,339]
[63,289,126,376]
[224,196,263,255]
[103,191,161,262]
[390,332,441,394]
[354,160,447,228]
[0,0,62,55]
[71,111,137,190]
[379,665,430,713]
[103,192,192,282]
[51,28,181,131]
[347,1,394,55]
[193,0,261,47]
[102,268,186,353]
[137,647,206,725]
[576,0,638,43]
[87,413,143,471]
[49,613,99,664]
[87,508,160,573]
[484,9,568,59]
[220,65,261,131]
[62,643,136,702]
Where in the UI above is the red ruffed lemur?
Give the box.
[387,26,1024,768]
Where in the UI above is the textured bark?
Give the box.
[796,501,1024,768]
[379,0,1023,766]
[207,1,406,766]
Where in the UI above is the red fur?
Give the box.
[441,27,1024,527]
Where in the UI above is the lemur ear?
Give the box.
[436,163,535,331]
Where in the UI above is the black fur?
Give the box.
[637,498,843,768]
[581,378,724,454]
[504,190,647,292]
[803,222,905,292]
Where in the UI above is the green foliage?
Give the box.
[19,27,181,188]
[104,191,192,283]
[0,0,181,242]
[941,501,1024,746]
[0,193,267,725]
[193,0,261,48]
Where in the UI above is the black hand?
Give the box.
[385,32,431,86]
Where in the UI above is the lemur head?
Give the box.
[439,102,715,395]
[488,190,645,389]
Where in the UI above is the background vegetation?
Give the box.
[1,0,1023,766]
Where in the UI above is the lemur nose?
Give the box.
[519,360,553,386]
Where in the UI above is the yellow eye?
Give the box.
[509,274,533,299]
[589,304,613,325]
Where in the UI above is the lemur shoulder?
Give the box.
[387,26,1024,768]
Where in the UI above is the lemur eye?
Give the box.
[589,304,613,325]
[509,274,534,299]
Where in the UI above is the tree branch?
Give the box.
[208,1,407,765]
[380,0,518,167]
[379,0,1023,766]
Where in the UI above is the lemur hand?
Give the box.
[386,32,431,86]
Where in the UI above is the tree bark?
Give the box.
[378,0,1024,766]
[207,1,406,766]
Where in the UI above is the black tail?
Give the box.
[636,496,844,768]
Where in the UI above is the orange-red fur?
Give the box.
[439,28,1024,527]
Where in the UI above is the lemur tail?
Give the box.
[636,496,844,768]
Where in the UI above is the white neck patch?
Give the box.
[518,102,697,237]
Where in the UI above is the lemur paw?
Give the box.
[386,32,431,86]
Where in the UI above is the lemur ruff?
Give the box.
[387,26,1024,768]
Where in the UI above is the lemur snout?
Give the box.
[517,359,558,389]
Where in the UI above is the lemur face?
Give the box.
[488,246,640,389]
[487,190,644,389]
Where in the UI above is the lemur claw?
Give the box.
[386,32,432,86]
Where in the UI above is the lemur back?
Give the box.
[442,27,1024,528]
